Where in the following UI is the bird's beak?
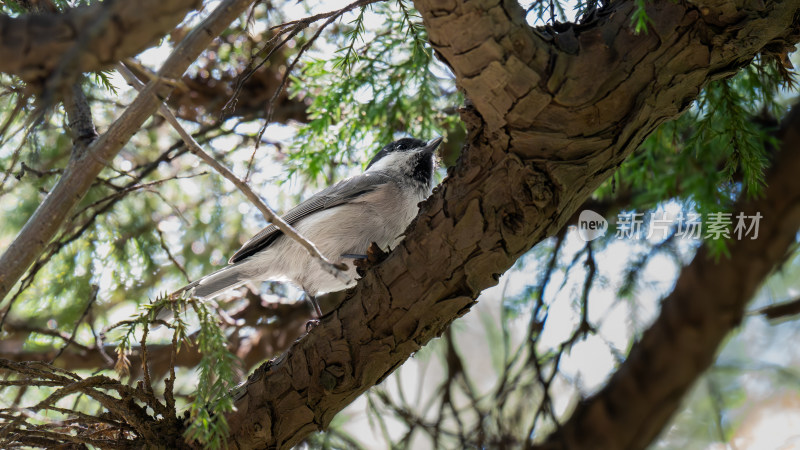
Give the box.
[423,136,443,154]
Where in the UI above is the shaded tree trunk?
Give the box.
[224,0,800,447]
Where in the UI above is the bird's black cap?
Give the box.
[366,137,441,170]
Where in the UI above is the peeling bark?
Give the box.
[224,0,800,447]
[0,0,203,84]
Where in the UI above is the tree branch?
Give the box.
[0,0,202,85]
[62,81,99,153]
[116,62,349,285]
[0,0,257,303]
[752,296,800,320]
[223,0,800,446]
[541,101,800,450]
[0,291,311,378]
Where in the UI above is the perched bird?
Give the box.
[176,137,442,315]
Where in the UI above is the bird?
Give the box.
[174,136,443,316]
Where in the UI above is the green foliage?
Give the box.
[0,0,798,448]
[0,2,26,14]
[91,70,119,95]
[333,5,368,74]
[631,0,652,34]
[287,1,460,182]
[111,295,240,447]
[590,56,788,257]
[630,57,783,203]
[184,300,241,447]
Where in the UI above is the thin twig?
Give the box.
[0,132,33,195]
[254,1,365,150]
[117,63,348,283]
[73,173,206,217]
[225,0,382,115]
[223,25,303,116]
[0,0,257,303]
[2,322,91,352]
[251,0,379,161]
[51,284,100,364]
[139,324,166,419]
[156,228,191,282]
[165,328,179,414]
[0,90,28,147]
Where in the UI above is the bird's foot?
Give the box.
[305,319,320,332]
[351,243,389,276]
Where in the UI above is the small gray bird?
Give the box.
[176,137,442,315]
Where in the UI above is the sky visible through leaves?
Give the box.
[0,0,799,447]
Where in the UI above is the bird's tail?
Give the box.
[171,263,250,300]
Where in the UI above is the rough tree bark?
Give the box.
[2,0,798,447]
[224,0,800,447]
[0,0,202,84]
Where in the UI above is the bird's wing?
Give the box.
[228,172,394,263]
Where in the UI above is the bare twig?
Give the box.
[117,62,349,284]
[0,0,258,303]
[249,0,380,171]
[223,0,381,122]
[51,284,100,364]
[74,172,206,217]
[255,1,371,149]
[138,324,168,419]
[0,132,34,195]
[156,227,191,282]
[225,0,382,115]
[0,90,28,147]
[165,329,179,413]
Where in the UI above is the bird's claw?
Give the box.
[305,319,320,332]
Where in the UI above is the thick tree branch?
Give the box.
[223,0,800,446]
[0,0,257,303]
[752,296,800,320]
[123,57,309,124]
[0,0,202,84]
[541,103,800,449]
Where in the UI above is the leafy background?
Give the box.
[0,0,799,447]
